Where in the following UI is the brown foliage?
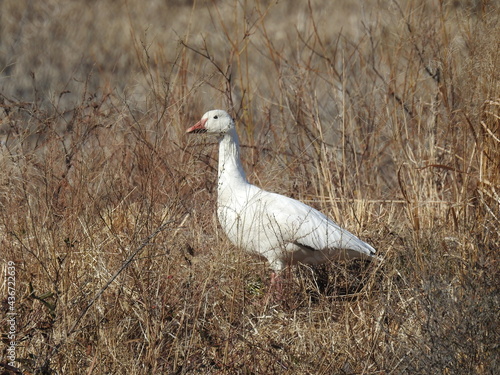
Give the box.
[1,1,499,373]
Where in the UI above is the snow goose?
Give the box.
[187,110,376,278]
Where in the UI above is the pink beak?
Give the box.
[186,118,208,133]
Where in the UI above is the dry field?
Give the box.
[1,0,499,373]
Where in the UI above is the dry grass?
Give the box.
[1,0,499,374]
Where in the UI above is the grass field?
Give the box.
[1,0,499,373]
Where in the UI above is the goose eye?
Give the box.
[213,115,218,119]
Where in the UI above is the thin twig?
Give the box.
[42,217,183,370]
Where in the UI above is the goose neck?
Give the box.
[218,129,247,187]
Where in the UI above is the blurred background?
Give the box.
[1,1,499,373]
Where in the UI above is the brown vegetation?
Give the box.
[1,0,499,373]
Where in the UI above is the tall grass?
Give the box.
[1,0,499,373]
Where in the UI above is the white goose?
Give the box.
[187,110,376,279]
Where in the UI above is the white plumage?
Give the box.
[187,110,376,273]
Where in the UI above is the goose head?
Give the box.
[186,110,235,135]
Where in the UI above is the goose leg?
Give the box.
[265,271,284,304]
